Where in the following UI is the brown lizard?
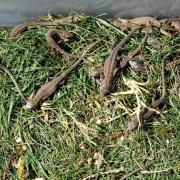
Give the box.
[25,40,100,109]
[112,18,136,30]
[129,16,161,27]
[0,63,26,101]
[100,26,141,95]
[113,17,179,36]
[88,28,148,92]
[10,21,59,37]
[39,13,84,24]
[46,29,80,59]
[127,54,167,131]
[10,14,85,38]
[170,19,180,31]
[113,16,161,30]
[120,28,149,69]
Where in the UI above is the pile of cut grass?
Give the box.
[0,14,180,179]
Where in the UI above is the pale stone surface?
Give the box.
[0,0,180,27]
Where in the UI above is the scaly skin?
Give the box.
[100,26,140,95]
[120,29,149,68]
[170,19,180,31]
[46,29,79,59]
[10,21,57,37]
[113,16,161,30]
[39,13,84,24]
[89,29,149,90]
[25,57,83,109]
[0,63,26,101]
[129,16,161,27]
[128,54,167,131]
[10,14,85,38]
[25,40,100,109]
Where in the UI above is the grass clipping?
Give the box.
[0,14,180,179]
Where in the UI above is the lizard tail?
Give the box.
[0,63,26,101]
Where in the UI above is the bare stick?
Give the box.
[120,162,152,180]
[141,167,173,174]
[83,167,125,180]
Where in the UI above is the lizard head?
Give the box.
[100,83,110,96]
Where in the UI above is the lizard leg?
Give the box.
[88,66,104,79]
